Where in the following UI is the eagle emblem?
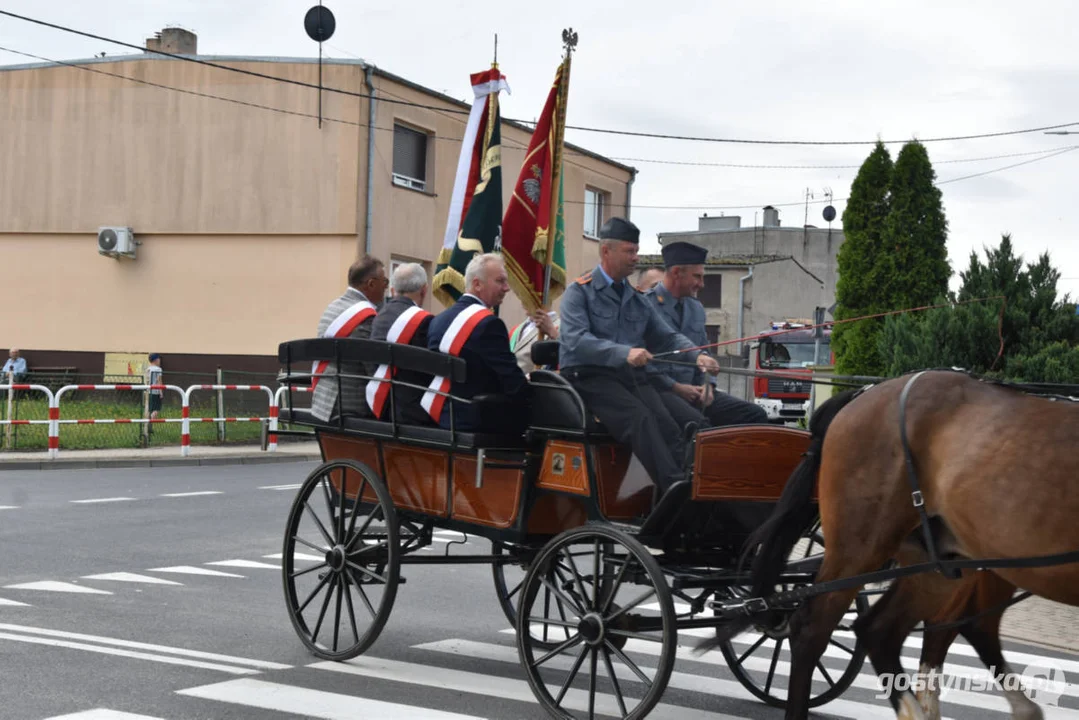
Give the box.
[522,164,542,205]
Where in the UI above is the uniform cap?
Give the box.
[598,217,640,244]
[660,241,708,267]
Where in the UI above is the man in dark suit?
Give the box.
[366,262,436,425]
[425,253,531,434]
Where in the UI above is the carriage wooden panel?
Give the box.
[692,425,815,502]
[382,444,450,517]
[536,440,590,496]
[319,434,381,503]
[595,443,654,521]
[450,456,524,529]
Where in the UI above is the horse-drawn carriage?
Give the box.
[274,336,874,719]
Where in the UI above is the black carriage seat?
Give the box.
[527,369,612,439]
[276,338,528,450]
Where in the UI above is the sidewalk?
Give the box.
[0,441,321,470]
[1000,596,1079,652]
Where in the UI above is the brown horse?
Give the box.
[708,370,1079,719]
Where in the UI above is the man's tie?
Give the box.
[612,281,625,298]
[675,298,685,325]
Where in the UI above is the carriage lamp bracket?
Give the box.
[475,449,485,488]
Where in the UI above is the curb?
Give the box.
[0,453,321,471]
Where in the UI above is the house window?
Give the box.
[392,123,428,191]
[583,187,606,238]
[697,273,722,308]
[706,325,721,348]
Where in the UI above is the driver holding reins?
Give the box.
[558,217,719,496]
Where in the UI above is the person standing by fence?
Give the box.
[2,349,27,383]
[146,353,163,422]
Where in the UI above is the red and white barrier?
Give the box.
[1,384,58,459]
[54,384,187,458]
[183,385,276,455]
[4,383,288,459]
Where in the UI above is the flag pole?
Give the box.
[541,28,577,310]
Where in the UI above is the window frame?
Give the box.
[391,122,430,193]
[583,187,607,239]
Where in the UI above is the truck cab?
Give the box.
[750,321,832,424]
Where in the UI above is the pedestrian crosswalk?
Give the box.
[28,620,1079,720]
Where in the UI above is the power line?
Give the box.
[605,147,1079,170]
[3,9,1079,148]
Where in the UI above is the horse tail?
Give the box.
[695,387,862,653]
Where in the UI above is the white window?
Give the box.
[392,123,428,191]
[583,187,606,238]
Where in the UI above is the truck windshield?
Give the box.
[759,341,830,368]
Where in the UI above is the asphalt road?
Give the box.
[0,463,1075,720]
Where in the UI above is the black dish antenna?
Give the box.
[304,3,336,128]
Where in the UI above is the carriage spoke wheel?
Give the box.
[719,529,868,709]
[516,525,676,720]
[282,459,399,661]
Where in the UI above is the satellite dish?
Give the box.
[304,5,336,42]
[822,205,836,223]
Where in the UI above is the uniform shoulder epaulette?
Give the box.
[575,271,593,285]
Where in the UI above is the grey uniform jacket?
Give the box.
[558,265,699,372]
[643,282,708,389]
[310,287,377,422]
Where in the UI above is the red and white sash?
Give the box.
[311,299,378,388]
[365,305,432,417]
[420,304,492,423]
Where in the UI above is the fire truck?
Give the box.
[749,321,832,424]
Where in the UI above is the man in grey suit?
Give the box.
[310,256,388,422]
[366,262,435,425]
[645,241,768,427]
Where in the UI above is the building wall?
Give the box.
[0,56,630,368]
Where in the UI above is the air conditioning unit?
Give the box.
[97,227,136,258]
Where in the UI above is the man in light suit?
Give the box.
[310,256,388,422]
[425,253,531,434]
[645,241,768,427]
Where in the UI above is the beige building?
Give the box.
[0,29,633,376]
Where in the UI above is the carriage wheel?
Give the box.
[718,529,868,709]
[516,525,676,720]
[282,459,399,661]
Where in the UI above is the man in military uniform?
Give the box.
[558,217,718,496]
[645,241,769,426]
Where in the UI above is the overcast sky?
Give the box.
[3,0,1078,299]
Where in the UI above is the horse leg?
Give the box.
[784,585,864,720]
[961,574,1044,720]
[854,579,930,719]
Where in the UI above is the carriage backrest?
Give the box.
[277,338,468,383]
[527,369,588,432]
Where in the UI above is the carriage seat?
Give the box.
[278,408,528,450]
[527,369,612,440]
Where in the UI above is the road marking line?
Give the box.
[310,655,753,720]
[258,483,303,490]
[4,581,111,595]
[205,559,279,569]
[159,491,223,498]
[263,553,324,562]
[70,498,136,504]
[0,632,260,675]
[81,573,183,586]
[40,709,167,719]
[145,566,245,578]
[0,598,29,606]
[0,623,291,670]
[0,506,19,510]
[177,678,488,720]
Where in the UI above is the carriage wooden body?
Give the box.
[275,337,861,719]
